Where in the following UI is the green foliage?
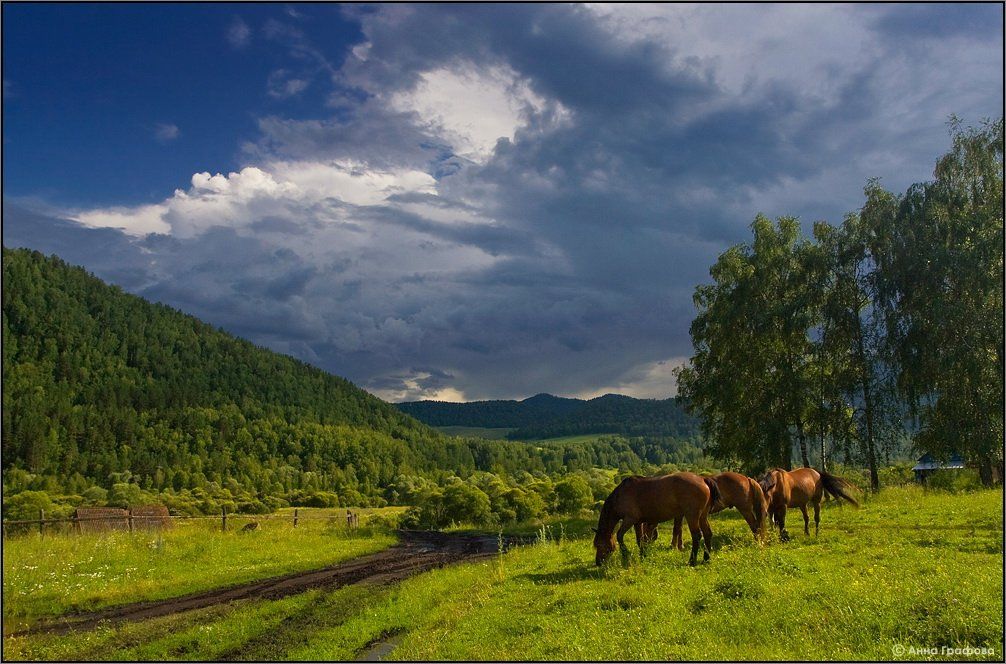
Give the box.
[2,490,61,521]
[676,215,819,472]
[869,118,1004,483]
[924,469,985,493]
[553,475,593,514]
[677,118,1004,485]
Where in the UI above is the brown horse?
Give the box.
[663,471,768,549]
[593,472,718,566]
[759,467,859,541]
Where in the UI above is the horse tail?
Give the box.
[749,477,766,518]
[819,471,860,508]
[703,477,721,512]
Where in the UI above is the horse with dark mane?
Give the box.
[592,472,718,566]
[759,467,859,541]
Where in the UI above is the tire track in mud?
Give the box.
[12,531,526,638]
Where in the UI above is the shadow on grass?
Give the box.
[517,565,607,585]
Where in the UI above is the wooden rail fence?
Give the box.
[1,507,366,539]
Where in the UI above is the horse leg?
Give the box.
[776,506,790,542]
[700,515,713,562]
[813,500,821,536]
[740,507,759,540]
[616,521,634,563]
[634,523,648,558]
[687,516,702,566]
[673,517,684,551]
[800,505,810,536]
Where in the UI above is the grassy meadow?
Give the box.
[4,486,1001,661]
[1,508,400,633]
[434,426,515,439]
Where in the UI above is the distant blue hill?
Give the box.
[396,392,700,440]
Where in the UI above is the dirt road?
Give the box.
[14,530,525,637]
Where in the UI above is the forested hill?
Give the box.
[2,248,706,513]
[2,248,434,486]
[397,393,700,440]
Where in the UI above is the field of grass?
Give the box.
[1,509,398,632]
[434,426,515,439]
[4,487,1002,661]
[528,433,624,445]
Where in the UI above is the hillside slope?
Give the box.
[2,248,705,512]
[2,248,442,498]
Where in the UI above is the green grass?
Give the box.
[434,426,515,439]
[2,510,397,632]
[5,487,1002,661]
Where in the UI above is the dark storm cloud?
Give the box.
[871,4,1004,39]
[9,5,1002,401]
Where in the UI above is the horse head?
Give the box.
[759,468,781,501]
[592,526,616,566]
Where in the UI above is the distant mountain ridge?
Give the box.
[397,392,700,440]
[395,393,583,429]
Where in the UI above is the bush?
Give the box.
[441,483,493,526]
[108,483,154,509]
[81,486,108,505]
[554,476,593,514]
[236,499,270,514]
[878,464,915,487]
[925,468,984,493]
[3,490,60,521]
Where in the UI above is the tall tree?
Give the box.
[677,215,820,472]
[813,208,902,491]
[870,118,1004,485]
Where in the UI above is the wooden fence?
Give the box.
[1,507,366,539]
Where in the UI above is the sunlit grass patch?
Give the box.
[2,511,396,630]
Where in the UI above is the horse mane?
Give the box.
[598,477,639,532]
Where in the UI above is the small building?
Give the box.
[912,453,965,483]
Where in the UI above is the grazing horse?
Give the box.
[759,467,859,541]
[662,471,768,550]
[593,472,718,566]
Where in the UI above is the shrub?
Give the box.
[108,483,153,509]
[3,490,60,521]
[925,468,984,493]
[81,486,108,505]
[554,476,593,514]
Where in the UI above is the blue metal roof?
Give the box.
[912,453,965,471]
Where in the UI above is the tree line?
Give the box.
[676,118,1003,488]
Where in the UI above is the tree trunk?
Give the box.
[854,320,880,492]
[796,420,810,468]
[977,455,996,487]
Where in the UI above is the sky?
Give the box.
[3,3,1003,402]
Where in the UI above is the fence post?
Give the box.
[128,510,134,533]
[72,513,80,535]
[39,508,45,537]
[293,508,299,528]
[221,506,227,532]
